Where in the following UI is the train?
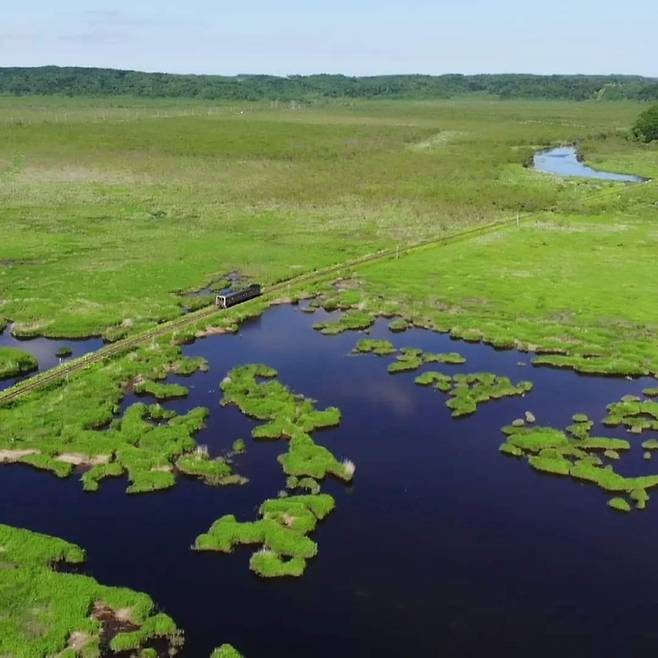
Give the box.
[215,284,262,308]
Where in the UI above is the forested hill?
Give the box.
[1,67,657,101]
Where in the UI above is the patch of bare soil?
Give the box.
[67,630,91,652]
[56,453,111,466]
[0,449,38,463]
[92,602,139,650]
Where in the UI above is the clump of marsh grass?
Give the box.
[388,318,409,333]
[498,417,658,513]
[193,494,335,578]
[0,346,38,380]
[341,459,356,479]
[210,362,353,577]
[211,644,244,658]
[353,338,396,356]
[312,310,374,335]
[608,497,631,513]
[415,369,532,417]
[604,396,658,433]
[220,364,352,484]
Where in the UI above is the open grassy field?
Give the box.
[348,201,658,375]
[0,96,652,339]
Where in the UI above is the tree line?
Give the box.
[1,67,657,102]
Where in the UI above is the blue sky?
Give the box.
[2,0,656,76]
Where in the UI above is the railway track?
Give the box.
[0,181,642,406]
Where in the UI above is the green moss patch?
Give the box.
[0,523,180,657]
[387,347,466,374]
[608,497,631,513]
[416,370,532,417]
[578,437,630,451]
[0,346,38,380]
[604,396,658,433]
[279,433,354,481]
[415,371,453,392]
[388,348,424,373]
[631,488,650,510]
[423,351,466,364]
[499,442,523,457]
[176,451,247,486]
[447,373,533,417]
[221,364,340,432]
[388,318,409,333]
[134,379,189,400]
[206,364,354,576]
[528,452,572,476]
[211,645,244,658]
[194,494,335,578]
[220,364,352,483]
[354,338,396,355]
[500,421,658,512]
[312,310,374,335]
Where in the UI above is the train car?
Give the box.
[216,284,262,308]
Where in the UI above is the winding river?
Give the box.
[534,145,646,182]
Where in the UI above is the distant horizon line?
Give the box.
[2,65,656,80]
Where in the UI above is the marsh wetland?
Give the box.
[533,145,647,182]
[4,303,658,656]
[1,93,657,656]
[0,328,102,391]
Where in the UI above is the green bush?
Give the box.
[0,346,38,379]
[633,104,658,142]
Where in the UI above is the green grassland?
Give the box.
[0,96,652,338]
[330,192,658,375]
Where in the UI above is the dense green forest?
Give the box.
[1,67,657,101]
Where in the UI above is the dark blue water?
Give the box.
[0,326,104,391]
[2,304,658,657]
[534,146,646,182]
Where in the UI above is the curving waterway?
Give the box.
[534,145,646,182]
[3,303,658,656]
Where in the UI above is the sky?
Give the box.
[2,0,656,77]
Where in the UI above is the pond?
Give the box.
[0,326,104,391]
[2,303,658,657]
[534,145,646,182]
